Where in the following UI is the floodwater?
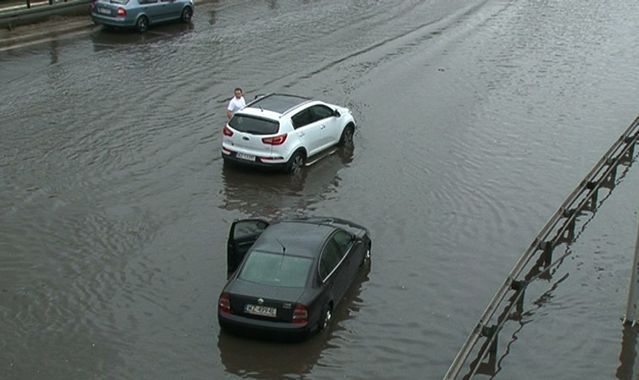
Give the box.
[2,0,639,379]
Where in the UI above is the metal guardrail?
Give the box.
[444,115,639,379]
[0,0,90,29]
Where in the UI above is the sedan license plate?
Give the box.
[98,7,111,15]
[236,152,255,161]
[245,304,277,318]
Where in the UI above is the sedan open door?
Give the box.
[227,219,269,275]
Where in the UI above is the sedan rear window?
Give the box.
[239,251,312,288]
[229,115,280,135]
[109,0,128,4]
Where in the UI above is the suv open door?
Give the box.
[227,219,269,275]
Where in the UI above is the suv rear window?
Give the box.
[229,115,279,135]
[239,251,312,288]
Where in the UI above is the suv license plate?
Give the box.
[236,153,255,161]
[245,304,277,317]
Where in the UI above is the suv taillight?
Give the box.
[292,304,308,324]
[218,293,231,314]
[262,134,287,145]
[223,126,233,137]
[117,7,126,16]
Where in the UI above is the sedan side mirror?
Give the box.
[333,109,341,118]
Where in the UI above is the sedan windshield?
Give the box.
[239,251,312,288]
[229,115,279,135]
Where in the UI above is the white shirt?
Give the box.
[227,96,246,114]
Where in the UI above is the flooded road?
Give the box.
[2,0,639,378]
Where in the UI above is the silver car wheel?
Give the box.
[135,16,149,33]
[136,16,148,33]
[181,7,192,23]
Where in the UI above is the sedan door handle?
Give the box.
[320,125,326,129]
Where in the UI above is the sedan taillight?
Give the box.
[292,304,308,325]
[218,293,231,314]
[117,7,126,16]
[262,134,287,145]
[223,126,233,137]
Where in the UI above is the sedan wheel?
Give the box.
[181,6,193,23]
[361,242,371,266]
[136,16,149,33]
[319,306,332,331]
[286,151,305,174]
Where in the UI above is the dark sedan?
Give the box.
[218,217,371,340]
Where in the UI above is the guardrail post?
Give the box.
[540,241,553,268]
[477,325,498,376]
[584,181,598,212]
[601,164,617,190]
[621,141,635,166]
[558,209,576,244]
[510,280,526,319]
[623,216,639,325]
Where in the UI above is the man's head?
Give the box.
[234,88,243,99]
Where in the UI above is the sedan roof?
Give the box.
[251,221,336,259]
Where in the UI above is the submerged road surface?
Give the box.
[2,0,639,378]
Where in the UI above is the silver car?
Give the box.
[91,0,194,33]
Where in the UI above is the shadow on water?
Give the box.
[218,265,370,378]
[219,145,354,219]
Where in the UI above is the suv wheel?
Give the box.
[286,151,305,174]
[339,125,354,146]
[361,242,371,266]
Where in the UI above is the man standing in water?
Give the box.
[226,87,246,120]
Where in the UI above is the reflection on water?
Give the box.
[89,22,194,52]
[220,145,354,219]
[617,325,638,380]
[218,266,370,378]
[49,39,59,65]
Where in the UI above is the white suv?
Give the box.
[221,94,356,173]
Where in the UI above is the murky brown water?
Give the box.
[2,0,639,379]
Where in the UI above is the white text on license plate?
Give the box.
[236,153,255,161]
[98,7,111,14]
[245,304,277,317]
